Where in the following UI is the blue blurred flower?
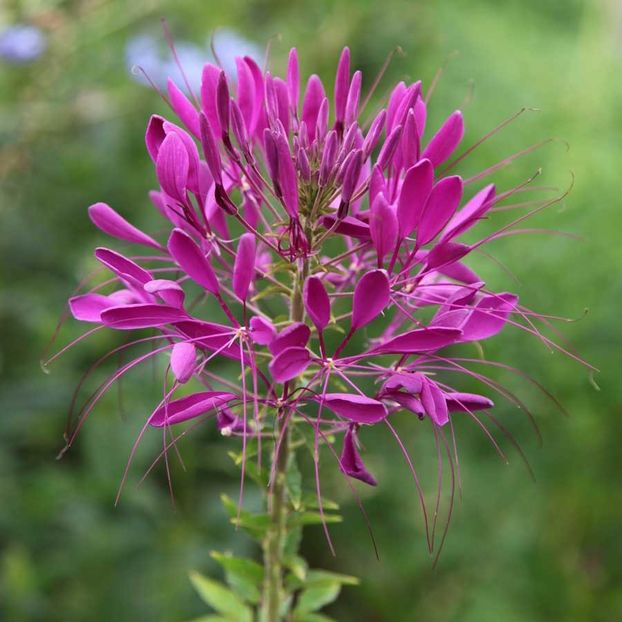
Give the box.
[125,28,262,93]
[0,24,47,64]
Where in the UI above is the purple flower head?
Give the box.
[52,45,588,556]
[0,24,47,64]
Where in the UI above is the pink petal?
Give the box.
[95,247,152,285]
[269,322,311,355]
[200,63,221,136]
[351,269,390,330]
[145,115,166,162]
[69,293,116,322]
[444,392,494,412]
[460,293,518,341]
[370,194,398,266]
[303,276,331,331]
[269,346,312,383]
[301,74,326,142]
[397,158,434,238]
[320,215,370,240]
[88,202,161,250]
[101,304,188,329]
[170,342,196,384]
[167,78,200,137]
[148,391,236,427]
[175,320,240,360]
[421,110,464,167]
[233,233,256,301]
[421,379,449,426]
[372,327,462,354]
[417,175,463,247]
[334,47,350,125]
[315,393,388,425]
[143,279,185,308]
[156,132,189,201]
[249,316,277,345]
[275,130,298,217]
[440,183,496,243]
[167,229,219,295]
[287,48,300,113]
[340,425,377,486]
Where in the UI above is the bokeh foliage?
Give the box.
[1,0,620,620]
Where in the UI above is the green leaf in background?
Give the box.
[287,512,342,528]
[221,494,271,537]
[188,571,253,622]
[183,616,231,622]
[286,453,302,510]
[210,551,264,605]
[294,582,342,616]
[299,492,340,511]
[293,614,336,622]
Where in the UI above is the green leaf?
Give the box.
[286,454,302,510]
[294,582,341,615]
[305,570,359,586]
[183,616,231,622]
[228,451,269,488]
[287,512,342,528]
[188,572,253,622]
[294,614,336,622]
[220,494,271,537]
[300,492,340,511]
[210,551,264,605]
[284,525,303,559]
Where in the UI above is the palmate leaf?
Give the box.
[188,571,253,622]
[210,551,264,605]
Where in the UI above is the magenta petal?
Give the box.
[275,131,298,217]
[148,391,236,427]
[170,342,196,384]
[351,269,390,330]
[334,47,350,125]
[372,327,462,354]
[320,215,370,240]
[143,279,185,308]
[269,346,312,383]
[95,247,152,285]
[444,392,494,412]
[269,322,311,355]
[460,293,518,341]
[421,379,449,426]
[175,320,240,360]
[101,304,188,329]
[303,276,331,331]
[417,175,463,247]
[167,78,200,137]
[145,115,166,162]
[315,393,388,425]
[340,425,377,486]
[156,132,189,201]
[69,293,116,322]
[200,63,222,136]
[421,110,464,167]
[369,194,398,266]
[440,183,496,243]
[88,203,161,250]
[397,159,434,238]
[233,233,256,301]
[425,241,471,271]
[167,228,219,295]
[287,48,300,113]
[249,316,277,345]
[301,74,326,142]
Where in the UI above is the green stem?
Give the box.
[262,427,290,622]
[261,257,307,622]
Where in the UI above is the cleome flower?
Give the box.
[50,46,590,553]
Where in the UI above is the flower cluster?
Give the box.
[57,47,579,543]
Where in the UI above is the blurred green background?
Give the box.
[1,0,620,620]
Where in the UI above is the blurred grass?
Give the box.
[1,0,621,620]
